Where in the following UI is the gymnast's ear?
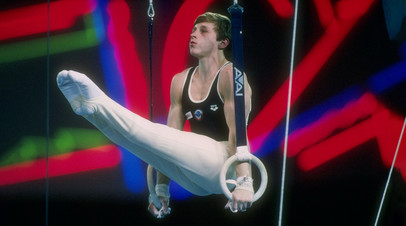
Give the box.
[218,38,230,49]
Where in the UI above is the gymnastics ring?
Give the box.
[220,155,268,202]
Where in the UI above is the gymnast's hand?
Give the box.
[225,176,254,212]
[225,189,253,212]
[148,183,171,218]
[148,195,170,219]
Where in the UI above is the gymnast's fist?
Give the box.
[225,176,254,212]
[148,195,170,219]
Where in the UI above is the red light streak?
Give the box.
[375,111,406,180]
[107,0,148,117]
[267,0,294,18]
[313,0,335,28]
[0,0,95,42]
[335,0,375,20]
[297,107,385,171]
[0,145,121,186]
[296,103,406,181]
[287,92,379,157]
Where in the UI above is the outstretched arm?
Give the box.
[147,167,171,218]
[147,72,186,218]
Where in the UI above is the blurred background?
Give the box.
[0,0,405,225]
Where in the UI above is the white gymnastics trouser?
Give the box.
[57,70,234,196]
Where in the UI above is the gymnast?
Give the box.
[56,12,254,218]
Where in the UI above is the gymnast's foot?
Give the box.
[56,70,105,115]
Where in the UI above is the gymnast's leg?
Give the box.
[56,70,231,195]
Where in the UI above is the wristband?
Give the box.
[236,146,252,161]
[149,194,162,209]
[234,176,254,193]
[155,184,170,199]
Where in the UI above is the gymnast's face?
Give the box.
[189,22,219,58]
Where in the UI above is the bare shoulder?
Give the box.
[172,68,192,93]
[171,69,188,88]
[170,69,189,102]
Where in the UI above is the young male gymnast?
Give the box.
[57,12,253,218]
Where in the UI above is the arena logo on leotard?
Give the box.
[210,105,218,111]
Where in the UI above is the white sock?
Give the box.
[56,70,105,115]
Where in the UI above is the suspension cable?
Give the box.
[373,116,406,226]
[278,0,299,225]
[148,0,155,121]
